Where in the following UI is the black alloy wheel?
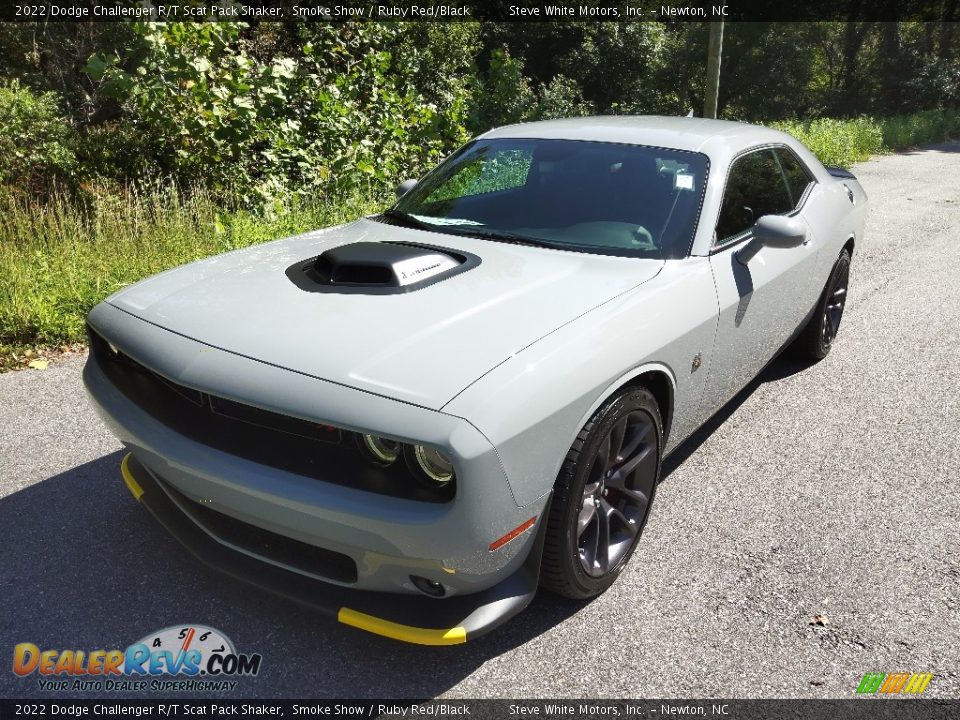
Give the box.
[541,387,662,599]
[821,258,850,348]
[795,248,852,360]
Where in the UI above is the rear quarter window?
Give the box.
[775,148,814,208]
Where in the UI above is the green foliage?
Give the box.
[469,49,594,131]
[470,49,537,130]
[771,117,884,167]
[479,22,669,115]
[714,24,822,119]
[554,23,669,113]
[536,75,595,120]
[879,109,960,149]
[1,19,955,202]
[0,183,383,349]
[771,110,960,168]
[87,22,474,205]
[0,80,77,193]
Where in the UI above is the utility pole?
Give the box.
[704,21,724,119]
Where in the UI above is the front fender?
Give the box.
[443,258,719,506]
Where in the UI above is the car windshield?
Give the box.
[388,138,709,259]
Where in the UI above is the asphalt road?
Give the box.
[1,144,958,700]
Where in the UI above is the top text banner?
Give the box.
[0,0,952,23]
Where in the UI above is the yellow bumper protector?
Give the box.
[120,453,144,502]
[337,607,466,646]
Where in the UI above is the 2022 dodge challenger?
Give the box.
[84,117,867,645]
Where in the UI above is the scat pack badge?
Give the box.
[13,625,262,692]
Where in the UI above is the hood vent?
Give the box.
[286,241,480,295]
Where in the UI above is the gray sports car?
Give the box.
[85,116,867,645]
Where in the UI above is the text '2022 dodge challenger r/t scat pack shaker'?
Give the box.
[85,116,867,645]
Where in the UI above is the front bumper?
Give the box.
[121,453,545,644]
[84,300,552,642]
[85,301,548,593]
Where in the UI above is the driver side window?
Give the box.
[716,149,793,244]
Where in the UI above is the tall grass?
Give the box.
[0,182,383,354]
[878,109,960,150]
[770,117,884,167]
[771,109,960,167]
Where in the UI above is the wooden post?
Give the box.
[704,22,724,119]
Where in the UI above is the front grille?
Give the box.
[88,327,453,502]
[159,476,358,583]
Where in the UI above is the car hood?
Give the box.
[107,218,663,409]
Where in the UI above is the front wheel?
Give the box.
[794,249,851,361]
[540,387,662,599]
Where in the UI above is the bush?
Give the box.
[770,116,884,168]
[879,109,960,149]
[88,23,473,206]
[0,80,77,194]
[535,74,595,120]
[772,111,960,168]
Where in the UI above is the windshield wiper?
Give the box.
[380,209,433,231]
[447,227,561,250]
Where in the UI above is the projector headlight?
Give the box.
[405,444,456,487]
[357,434,402,466]
[351,432,456,499]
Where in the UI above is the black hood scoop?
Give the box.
[286,241,480,295]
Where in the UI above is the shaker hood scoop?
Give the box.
[106,218,664,409]
[286,240,481,294]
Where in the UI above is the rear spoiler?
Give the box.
[825,166,856,179]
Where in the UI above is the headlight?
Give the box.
[353,432,456,498]
[405,444,456,487]
[357,434,402,466]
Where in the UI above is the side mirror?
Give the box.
[395,179,418,199]
[737,215,808,264]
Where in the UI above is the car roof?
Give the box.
[480,115,793,155]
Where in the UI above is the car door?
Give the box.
[701,146,820,414]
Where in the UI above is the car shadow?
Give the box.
[0,451,589,699]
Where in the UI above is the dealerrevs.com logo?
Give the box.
[13,625,262,692]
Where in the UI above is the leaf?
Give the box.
[84,54,109,81]
[809,614,830,626]
[28,359,49,370]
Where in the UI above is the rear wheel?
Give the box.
[795,249,851,360]
[540,387,662,599]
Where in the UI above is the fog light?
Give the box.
[357,434,402,466]
[410,575,446,598]
[405,445,455,487]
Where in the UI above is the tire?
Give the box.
[540,387,663,599]
[794,249,851,361]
